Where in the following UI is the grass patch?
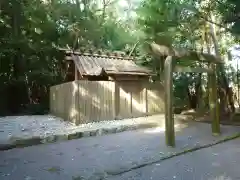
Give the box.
[46,166,62,174]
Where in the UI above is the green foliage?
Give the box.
[0,0,136,115]
[0,0,239,115]
[217,0,240,35]
[136,0,204,48]
[135,0,205,108]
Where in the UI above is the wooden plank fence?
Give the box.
[50,80,165,125]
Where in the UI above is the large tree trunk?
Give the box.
[209,14,235,114]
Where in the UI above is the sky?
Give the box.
[118,0,129,7]
[229,45,240,71]
[116,0,139,19]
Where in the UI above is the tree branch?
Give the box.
[128,41,140,57]
[182,4,235,34]
[196,12,233,33]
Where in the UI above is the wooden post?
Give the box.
[164,56,175,147]
[145,87,148,115]
[114,82,120,119]
[208,13,221,134]
[74,65,78,80]
[209,63,220,135]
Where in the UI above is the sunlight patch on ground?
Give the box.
[208,174,232,180]
[143,124,188,134]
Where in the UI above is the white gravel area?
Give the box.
[0,114,165,143]
[0,114,192,145]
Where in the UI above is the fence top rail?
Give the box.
[50,80,165,90]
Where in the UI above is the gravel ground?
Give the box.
[0,115,74,143]
[0,114,191,147]
[0,122,239,180]
[108,138,240,180]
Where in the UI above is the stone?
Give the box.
[82,131,91,137]
[68,133,80,140]
[15,137,42,147]
[103,128,117,134]
[45,135,57,143]
[90,130,98,136]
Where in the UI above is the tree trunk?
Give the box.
[187,73,202,110]
[195,73,203,109]
[209,14,235,114]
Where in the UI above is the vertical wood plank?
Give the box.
[50,80,166,125]
[114,82,119,119]
[75,81,80,125]
[99,81,102,121]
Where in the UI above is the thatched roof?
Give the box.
[63,49,153,76]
